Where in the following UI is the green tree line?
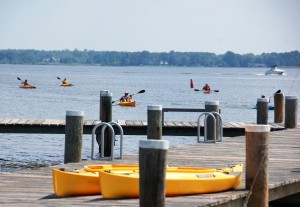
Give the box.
[0,49,299,67]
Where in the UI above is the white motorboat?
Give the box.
[265,66,285,75]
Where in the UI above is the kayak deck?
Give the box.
[118,101,136,107]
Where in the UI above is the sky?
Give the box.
[0,0,299,55]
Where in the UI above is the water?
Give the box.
[0,64,299,172]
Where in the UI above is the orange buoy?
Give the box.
[190,79,194,88]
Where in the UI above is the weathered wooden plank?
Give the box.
[0,119,11,124]
[29,119,45,125]
[42,119,61,125]
[7,119,20,125]
[228,122,244,128]
[132,120,143,126]
[116,120,126,126]
[83,120,94,126]
[125,120,135,126]
[18,119,29,124]
[181,121,193,127]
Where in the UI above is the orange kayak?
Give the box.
[118,101,136,107]
[19,85,36,89]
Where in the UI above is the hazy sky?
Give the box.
[0,0,299,54]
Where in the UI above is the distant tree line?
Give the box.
[0,49,299,67]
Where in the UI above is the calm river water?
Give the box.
[0,64,299,172]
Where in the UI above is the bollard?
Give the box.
[205,101,220,141]
[147,105,162,140]
[285,95,298,128]
[245,125,270,207]
[274,92,284,123]
[139,139,169,207]
[64,111,84,164]
[99,91,113,156]
[256,98,269,124]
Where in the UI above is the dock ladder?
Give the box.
[91,121,124,161]
[197,112,223,143]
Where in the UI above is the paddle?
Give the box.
[194,89,219,92]
[112,90,146,104]
[57,77,61,80]
[17,77,36,88]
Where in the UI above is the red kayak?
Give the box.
[19,85,36,89]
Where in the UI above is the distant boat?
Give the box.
[265,65,285,75]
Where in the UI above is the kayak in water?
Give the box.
[60,83,73,87]
[19,85,36,89]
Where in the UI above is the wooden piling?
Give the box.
[147,105,162,140]
[257,98,269,124]
[274,92,284,123]
[64,111,84,164]
[205,101,219,141]
[285,95,298,129]
[99,91,113,156]
[245,124,270,207]
[139,139,169,207]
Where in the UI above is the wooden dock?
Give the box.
[0,118,285,137]
[0,126,299,206]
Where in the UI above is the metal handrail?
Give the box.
[210,112,223,142]
[197,112,223,143]
[91,122,124,161]
[197,112,216,143]
[100,122,124,159]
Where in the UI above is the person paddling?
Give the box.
[62,78,70,84]
[202,84,211,92]
[119,92,130,102]
[22,79,30,86]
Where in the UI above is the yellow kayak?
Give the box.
[100,165,242,198]
[52,164,138,196]
[59,83,73,87]
[52,164,242,197]
[118,101,136,107]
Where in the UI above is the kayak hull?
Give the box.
[52,164,138,196]
[118,101,136,107]
[19,85,36,89]
[100,165,242,198]
[60,83,73,87]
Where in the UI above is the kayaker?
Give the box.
[119,92,129,102]
[22,79,30,86]
[127,95,133,102]
[62,78,70,84]
[202,84,211,91]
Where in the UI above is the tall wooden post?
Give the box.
[274,92,284,123]
[99,91,113,156]
[147,105,162,140]
[139,139,168,207]
[64,111,84,164]
[205,101,219,141]
[285,95,298,129]
[245,124,270,207]
[257,98,269,124]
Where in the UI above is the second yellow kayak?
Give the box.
[100,165,242,198]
